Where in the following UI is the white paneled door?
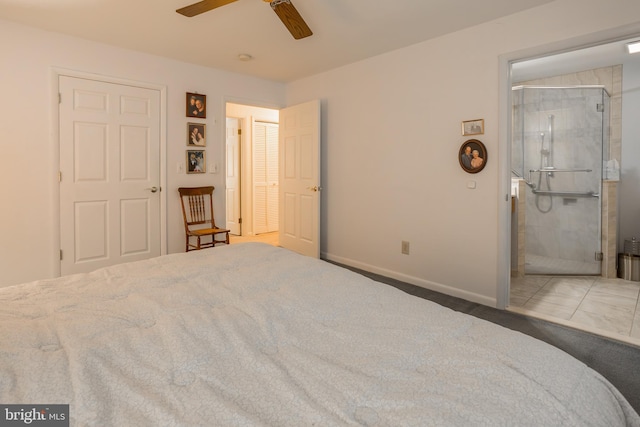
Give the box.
[278,100,321,258]
[59,76,161,275]
[225,118,241,235]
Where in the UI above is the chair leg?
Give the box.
[197,236,201,250]
[185,236,189,252]
[225,231,229,244]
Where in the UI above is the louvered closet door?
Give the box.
[253,121,279,234]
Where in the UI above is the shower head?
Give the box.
[540,132,549,157]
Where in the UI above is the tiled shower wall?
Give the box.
[519,65,622,161]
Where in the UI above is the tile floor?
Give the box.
[509,275,640,346]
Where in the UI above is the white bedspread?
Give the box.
[1,243,638,426]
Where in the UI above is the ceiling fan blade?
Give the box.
[269,0,313,40]
[176,0,238,17]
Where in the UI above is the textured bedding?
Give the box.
[1,242,638,426]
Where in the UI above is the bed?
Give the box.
[1,242,638,426]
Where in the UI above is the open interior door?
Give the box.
[278,100,321,258]
[225,118,241,235]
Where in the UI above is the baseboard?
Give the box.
[322,251,497,308]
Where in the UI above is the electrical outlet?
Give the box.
[401,241,410,255]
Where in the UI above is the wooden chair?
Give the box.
[178,186,230,252]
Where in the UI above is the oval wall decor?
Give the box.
[459,139,487,174]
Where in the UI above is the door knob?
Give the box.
[308,186,322,192]
[147,186,158,193]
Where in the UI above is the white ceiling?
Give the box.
[512,37,640,83]
[0,0,555,82]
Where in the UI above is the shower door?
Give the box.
[512,86,609,275]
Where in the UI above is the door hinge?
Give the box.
[60,250,63,261]
[58,171,62,182]
[238,129,242,135]
[595,252,604,261]
[58,93,62,104]
[239,217,242,224]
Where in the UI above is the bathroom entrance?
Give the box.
[511,86,611,275]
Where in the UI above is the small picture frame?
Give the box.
[462,119,484,136]
[186,92,206,118]
[459,139,487,174]
[187,123,206,146]
[186,150,206,174]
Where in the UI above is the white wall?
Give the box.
[0,19,285,287]
[286,0,640,305]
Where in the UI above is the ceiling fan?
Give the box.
[176,0,313,40]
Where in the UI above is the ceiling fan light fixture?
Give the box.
[237,53,253,61]
[626,41,640,54]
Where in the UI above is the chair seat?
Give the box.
[188,228,229,237]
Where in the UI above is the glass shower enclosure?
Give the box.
[512,86,610,275]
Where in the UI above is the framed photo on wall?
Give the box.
[187,123,206,146]
[459,139,487,174]
[462,119,484,136]
[186,92,206,118]
[186,150,206,174]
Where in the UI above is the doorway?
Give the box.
[225,100,322,258]
[225,102,280,238]
[503,35,640,344]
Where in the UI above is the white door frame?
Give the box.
[497,24,640,310]
[225,117,242,235]
[51,68,167,277]
[224,100,281,237]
